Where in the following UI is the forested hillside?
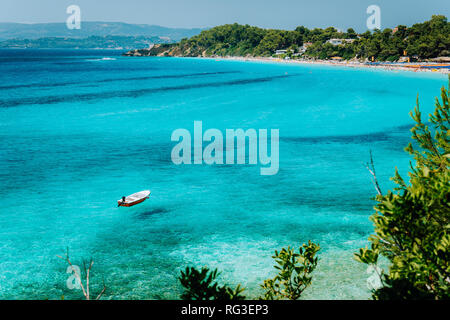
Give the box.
[152,15,449,61]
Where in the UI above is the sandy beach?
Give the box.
[205,56,450,74]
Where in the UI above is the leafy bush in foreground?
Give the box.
[179,241,320,300]
[261,241,320,300]
[179,266,245,300]
[355,77,450,299]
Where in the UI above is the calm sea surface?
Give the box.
[0,49,447,299]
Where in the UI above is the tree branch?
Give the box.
[364,150,382,196]
[57,249,106,300]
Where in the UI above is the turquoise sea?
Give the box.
[0,49,447,299]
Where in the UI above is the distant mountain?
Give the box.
[0,22,204,42]
[0,35,171,50]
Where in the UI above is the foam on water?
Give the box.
[0,49,447,299]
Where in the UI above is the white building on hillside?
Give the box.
[275,49,287,55]
[327,38,355,45]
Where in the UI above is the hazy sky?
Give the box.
[1,0,448,31]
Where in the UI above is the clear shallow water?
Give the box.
[0,49,447,299]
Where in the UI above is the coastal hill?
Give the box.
[123,15,449,62]
[0,22,203,42]
[0,22,204,49]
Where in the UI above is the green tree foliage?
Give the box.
[355,77,450,300]
[179,266,245,300]
[261,241,320,300]
[173,16,449,61]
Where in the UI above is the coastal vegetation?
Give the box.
[260,241,320,300]
[130,15,449,62]
[179,267,246,300]
[355,78,450,300]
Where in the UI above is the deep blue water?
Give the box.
[0,49,447,299]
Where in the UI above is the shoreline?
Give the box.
[215,56,450,74]
[194,55,450,74]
